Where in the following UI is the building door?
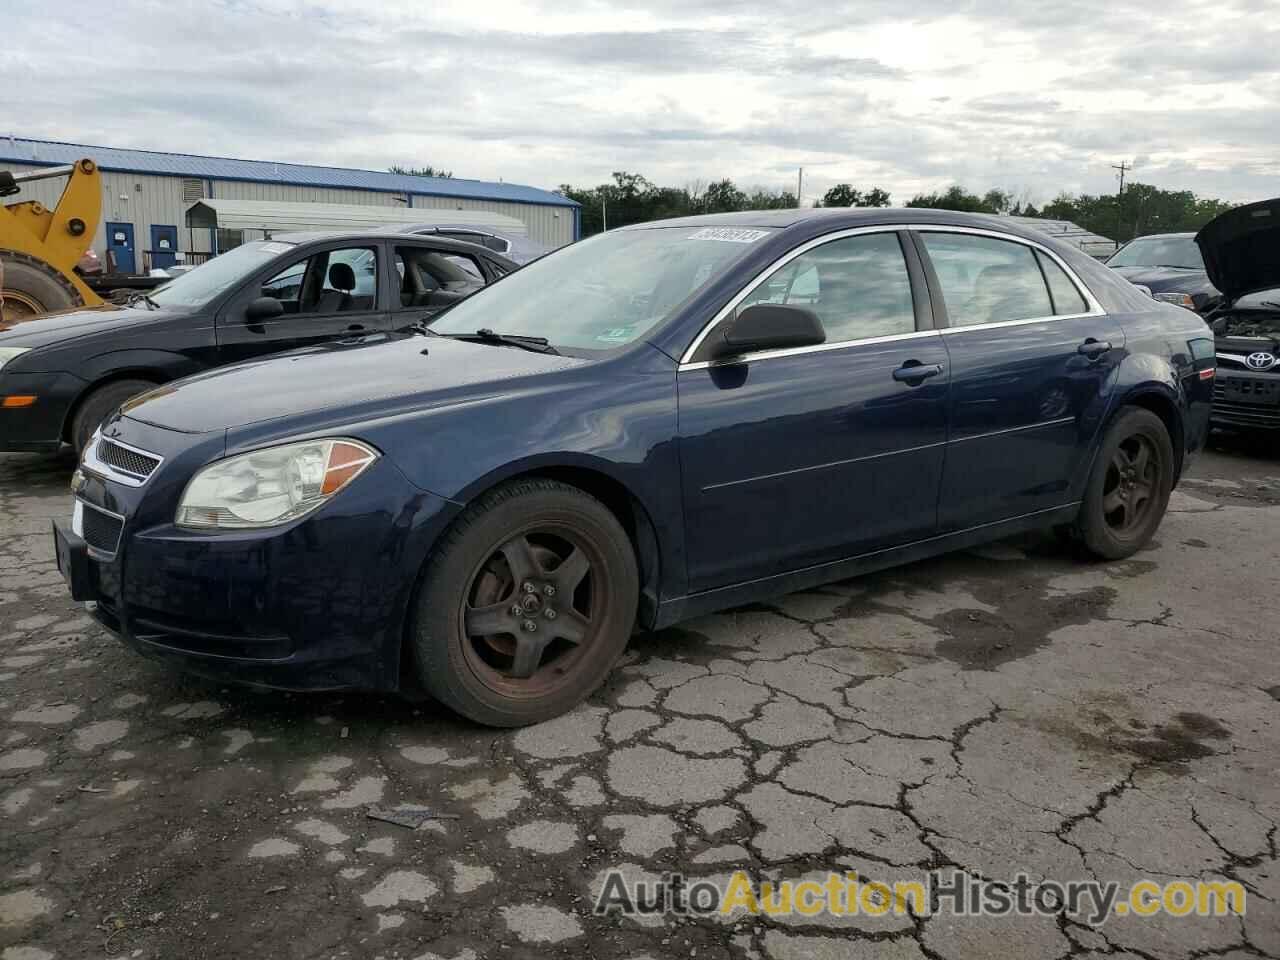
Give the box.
[105,222,135,274]
[150,225,179,269]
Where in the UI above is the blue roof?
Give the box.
[0,137,577,209]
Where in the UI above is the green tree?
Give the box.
[388,164,453,178]
[700,179,748,214]
[905,185,999,213]
[821,184,891,207]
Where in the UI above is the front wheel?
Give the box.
[411,478,639,727]
[1075,406,1175,560]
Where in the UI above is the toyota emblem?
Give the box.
[1245,351,1278,371]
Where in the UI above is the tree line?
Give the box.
[396,164,1237,241]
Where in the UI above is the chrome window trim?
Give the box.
[677,223,1105,368]
[82,433,164,488]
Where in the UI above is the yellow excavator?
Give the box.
[0,158,107,323]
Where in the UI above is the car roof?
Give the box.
[618,206,1076,247]
[268,230,517,265]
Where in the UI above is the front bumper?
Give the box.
[0,370,85,451]
[1212,370,1280,430]
[61,418,460,691]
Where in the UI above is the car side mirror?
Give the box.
[708,303,825,360]
[245,296,284,322]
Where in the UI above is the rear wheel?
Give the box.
[0,250,83,322]
[1075,406,1175,560]
[70,379,156,455]
[411,478,639,727]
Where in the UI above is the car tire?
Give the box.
[70,379,156,455]
[1075,406,1175,560]
[0,249,84,321]
[410,478,639,727]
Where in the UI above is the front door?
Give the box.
[105,222,135,274]
[678,230,950,593]
[216,243,390,364]
[913,230,1126,530]
[150,225,179,269]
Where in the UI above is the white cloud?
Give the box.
[2,0,1276,204]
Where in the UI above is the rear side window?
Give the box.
[1035,250,1090,315]
[736,232,915,344]
[921,233,1053,327]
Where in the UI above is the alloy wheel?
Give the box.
[1101,433,1163,536]
[460,527,605,698]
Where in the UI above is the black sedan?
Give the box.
[1105,232,1218,310]
[0,232,515,453]
[53,208,1214,726]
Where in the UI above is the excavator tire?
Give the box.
[0,249,83,323]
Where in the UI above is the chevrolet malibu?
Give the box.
[53,209,1215,726]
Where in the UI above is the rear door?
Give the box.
[216,242,391,364]
[913,229,1125,530]
[677,228,951,592]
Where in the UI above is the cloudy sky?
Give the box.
[4,0,1277,204]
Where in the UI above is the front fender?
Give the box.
[77,348,204,384]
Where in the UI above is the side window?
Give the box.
[920,233,1053,327]
[260,247,378,315]
[736,232,915,344]
[261,260,308,311]
[393,245,486,310]
[1035,250,1090,315]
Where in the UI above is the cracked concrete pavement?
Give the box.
[1,434,1278,959]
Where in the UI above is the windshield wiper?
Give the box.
[443,328,560,355]
[127,293,160,310]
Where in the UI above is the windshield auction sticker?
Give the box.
[592,869,1247,926]
[686,227,770,243]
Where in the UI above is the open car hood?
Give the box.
[1196,198,1280,301]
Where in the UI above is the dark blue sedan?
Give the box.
[53,208,1216,726]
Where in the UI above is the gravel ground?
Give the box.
[1,432,1278,960]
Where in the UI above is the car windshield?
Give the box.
[1107,236,1203,270]
[428,226,776,351]
[149,241,297,307]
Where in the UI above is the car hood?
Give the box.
[1108,265,1212,294]
[1196,198,1280,301]
[122,333,586,434]
[0,302,162,346]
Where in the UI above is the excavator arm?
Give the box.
[0,158,106,323]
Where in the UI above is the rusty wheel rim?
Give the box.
[0,289,44,325]
[459,525,606,699]
[1102,433,1162,536]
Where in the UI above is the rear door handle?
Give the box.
[893,361,944,383]
[346,323,366,333]
[1078,338,1112,359]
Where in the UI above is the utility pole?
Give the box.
[601,198,607,232]
[797,167,803,207]
[1111,160,1130,239]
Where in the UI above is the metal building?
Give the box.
[0,137,579,273]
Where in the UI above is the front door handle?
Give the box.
[893,361,944,384]
[346,323,366,333]
[1078,338,1112,359]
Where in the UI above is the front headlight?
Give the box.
[176,438,378,530]
[1154,292,1196,310]
[0,346,31,371]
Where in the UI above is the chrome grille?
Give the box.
[81,502,124,556]
[97,438,160,479]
